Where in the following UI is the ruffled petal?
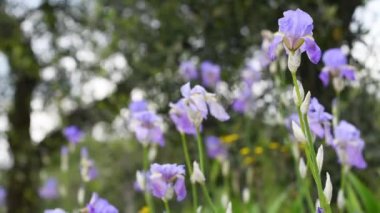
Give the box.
[340,66,356,81]
[149,175,168,199]
[303,37,321,64]
[180,82,191,98]
[207,98,230,121]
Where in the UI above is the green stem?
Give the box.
[195,128,205,172]
[291,72,332,213]
[143,145,155,213]
[333,92,340,127]
[201,184,217,212]
[163,200,171,213]
[180,133,198,212]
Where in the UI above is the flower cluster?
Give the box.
[178,60,222,88]
[63,125,84,145]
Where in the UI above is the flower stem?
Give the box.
[291,72,332,213]
[143,146,155,213]
[201,184,217,212]
[195,128,205,172]
[163,199,171,213]
[180,133,198,212]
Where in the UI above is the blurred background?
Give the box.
[0,0,379,212]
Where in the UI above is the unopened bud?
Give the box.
[288,52,301,72]
[191,161,206,184]
[222,161,230,177]
[324,172,332,204]
[226,201,232,213]
[136,171,146,191]
[337,189,345,210]
[242,187,250,204]
[292,121,306,143]
[316,145,324,174]
[299,158,307,179]
[77,185,85,205]
[292,82,304,106]
[301,92,311,114]
[148,146,157,162]
[221,193,229,208]
[333,78,345,93]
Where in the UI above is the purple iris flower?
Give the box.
[169,99,197,135]
[148,163,186,201]
[179,60,198,81]
[63,125,84,144]
[179,82,230,126]
[128,100,148,114]
[0,186,6,206]
[287,97,332,139]
[308,98,333,138]
[319,48,356,87]
[80,147,98,182]
[44,209,66,213]
[201,61,221,88]
[131,111,165,146]
[206,136,228,160]
[39,178,59,200]
[86,193,118,213]
[331,121,367,169]
[269,9,321,64]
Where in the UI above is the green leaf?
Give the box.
[348,173,380,212]
[267,190,288,213]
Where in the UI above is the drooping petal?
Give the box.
[340,66,356,81]
[149,174,168,199]
[303,37,321,64]
[174,176,187,201]
[319,69,330,87]
[268,34,283,60]
[207,97,230,121]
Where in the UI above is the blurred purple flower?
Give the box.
[268,9,321,64]
[131,111,165,146]
[179,60,198,81]
[201,61,221,88]
[241,66,261,87]
[287,97,332,139]
[80,147,98,182]
[169,99,197,135]
[179,82,230,126]
[206,136,228,160]
[128,100,148,114]
[308,98,333,138]
[63,125,84,144]
[331,121,367,169]
[86,193,118,213]
[319,48,356,87]
[0,186,6,206]
[39,178,59,200]
[44,209,66,213]
[148,163,186,201]
[232,85,253,114]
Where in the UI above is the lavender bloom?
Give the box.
[268,9,321,64]
[179,60,198,81]
[0,186,6,206]
[179,82,230,127]
[148,163,186,201]
[232,85,253,114]
[287,97,332,139]
[63,125,84,144]
[201,61,221,88]
[206,136,228,160]
[319,48,356,87]
[86,193,118,213]
[131,111,165,146]
[169,99,197,135]
[39,178,59,200]
[331,121,367,169]
[129,100,148,114]
[241,66,261,87]
[80,148,98,182]
[308,98,333,138]
[44,209,66,213]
